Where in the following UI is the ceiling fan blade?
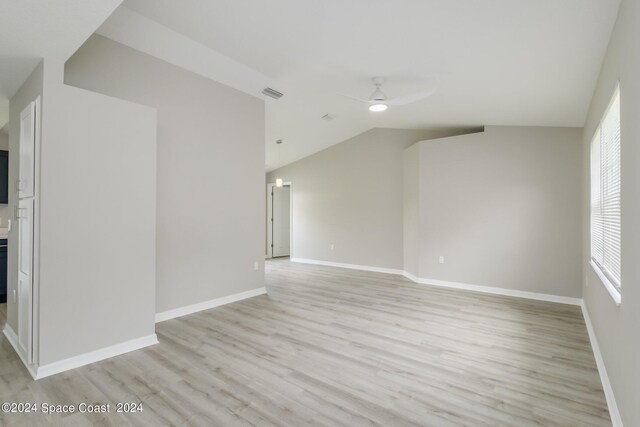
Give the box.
[386,88,436,106]
[337,93,370,104]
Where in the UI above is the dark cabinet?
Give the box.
[0,150,8,303]
[0,239,6,303]
[0,150,7,204]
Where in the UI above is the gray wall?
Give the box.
[266,128,479,270]
[6,58,158,365]
[581,0,640,423]
[65,34,266,314]
[412,126,583,297]
[7,61,43,334]
[402,143,420,277]
[38,79,157,364]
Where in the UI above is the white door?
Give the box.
[17,199,34,363]
[272,186,290,257]
[19,102,36,198]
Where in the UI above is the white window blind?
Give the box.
[591,87,621,290]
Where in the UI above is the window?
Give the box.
[590,85,621,303]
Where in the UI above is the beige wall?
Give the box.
[65,35,266,314]
[581,0,640,423]
[410,126,583,297]
[266,128,480,270]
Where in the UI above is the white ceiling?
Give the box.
[119,0,620,170]
[0,0,123,128]
[3,0,618,169]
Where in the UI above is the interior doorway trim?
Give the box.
[266,181,292,259]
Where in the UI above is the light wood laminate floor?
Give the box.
[0,260,610,426]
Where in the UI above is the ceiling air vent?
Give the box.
[262,87,284,99]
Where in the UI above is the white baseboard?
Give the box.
[290,258,580,306]
[35,334,158,380]
[402,270,420,283]
[580,302,623,427]
[3,325,158,380]
[3,324,38,379]
[155,287,267,323]
[408,274,582,306]
[290,258,404,276]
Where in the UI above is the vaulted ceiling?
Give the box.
[119,0,619,170]
[1,1,621,168]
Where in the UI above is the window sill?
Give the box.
[590,260,622,306]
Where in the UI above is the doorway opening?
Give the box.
[267,182,292,258]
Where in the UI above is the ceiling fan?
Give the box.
[341,77,436,112]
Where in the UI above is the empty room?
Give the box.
[0,0,638,426]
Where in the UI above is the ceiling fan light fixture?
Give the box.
[370,88,386,102]
[369,103,388,112]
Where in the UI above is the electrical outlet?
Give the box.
[253,261,259,271]
[439,256,445,264]
[330,244,335,251]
